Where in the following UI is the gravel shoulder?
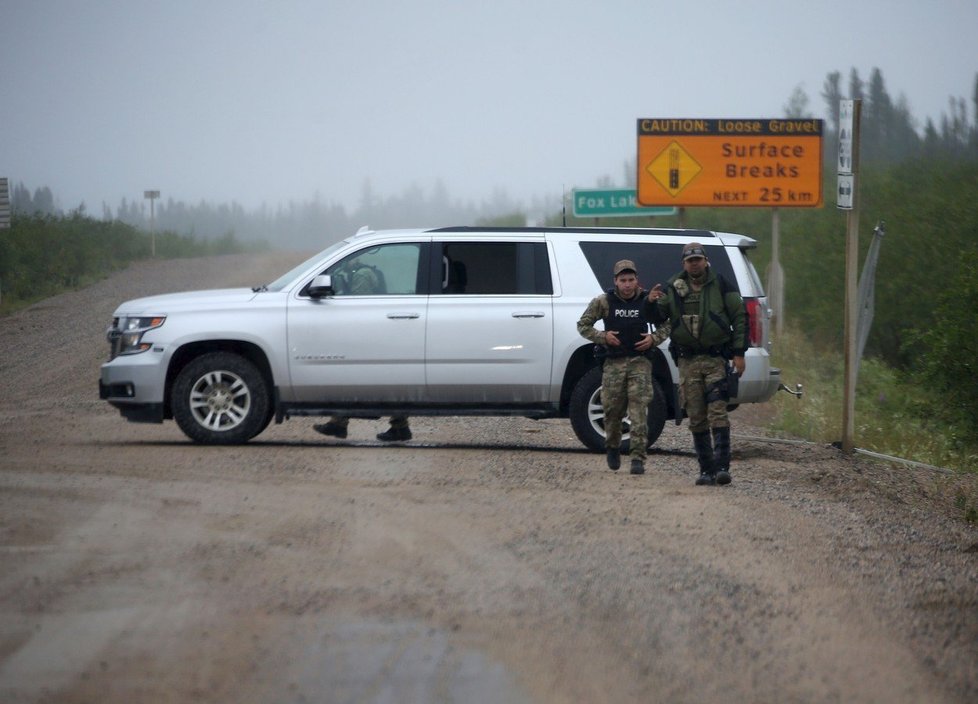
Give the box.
[1,252,976,703]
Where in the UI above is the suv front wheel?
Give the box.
[172,352,271,444]
[569,365,667,452]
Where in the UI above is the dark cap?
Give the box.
[613,259,637,276]
[682,242,707,261]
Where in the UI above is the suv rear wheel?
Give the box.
[569,366,667,452]
[172,352,271,444]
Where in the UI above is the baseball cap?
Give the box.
[613,259,637,276]
[681,242,707,260]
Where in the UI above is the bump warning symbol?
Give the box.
[646,141,702,196]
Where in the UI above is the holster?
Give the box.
[705,362,739,404]
[725,362,740,400]
[593,344,607,367]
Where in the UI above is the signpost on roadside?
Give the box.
[572,188,676,221]
[838,100,861,453]
[144,190,160,257]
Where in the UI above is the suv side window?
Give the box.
[325,243,423,296]
[435,242,552,295]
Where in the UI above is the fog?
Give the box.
[2,0,976,218]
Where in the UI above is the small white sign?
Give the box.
[838,99,854,174]
[837,174,854,210]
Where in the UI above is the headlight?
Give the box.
[107,316,166,356]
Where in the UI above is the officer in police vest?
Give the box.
[578,260,670,474]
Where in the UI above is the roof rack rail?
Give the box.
[427,226,716,237]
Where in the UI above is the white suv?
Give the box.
[100,226,782,448]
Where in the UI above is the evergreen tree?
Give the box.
[32,187,56,216]
[864,68,894,163]
[971,72,978,151]
[891,95,921,162]
[783,84,811,118]
[848,67,864,102]
[11,182,33,214]
[923,118,941,157]
[821,71,843,133]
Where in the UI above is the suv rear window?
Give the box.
[435,242,553,295]
[579,241,736,290]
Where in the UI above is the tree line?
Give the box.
[808,67,978,165]
[7,179,536,251]
[10,66,975,247]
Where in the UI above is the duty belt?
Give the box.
[673,344,727,359]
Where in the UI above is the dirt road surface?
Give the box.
[2,252,976,703]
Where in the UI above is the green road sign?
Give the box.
[572,188,676,218]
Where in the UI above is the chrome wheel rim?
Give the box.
[189,370,252,432]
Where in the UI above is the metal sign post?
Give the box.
[144,190,160,257]
[838,100,861,453]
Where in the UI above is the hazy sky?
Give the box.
[2,0,976,215]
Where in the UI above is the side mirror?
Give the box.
[308,274,334,299]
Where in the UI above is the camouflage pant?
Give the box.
[678,355,729,434]
[601,356,653,459]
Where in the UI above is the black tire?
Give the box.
[568,366,667,452]
[171,352,271,444]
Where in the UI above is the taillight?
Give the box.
[745,298,762,347]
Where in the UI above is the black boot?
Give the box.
[377,425,412,442]
[313,421,348,438]
[713,426,731,485]
[692,431,716,486]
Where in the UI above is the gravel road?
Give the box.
[1,252,976,703]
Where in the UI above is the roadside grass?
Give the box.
[769,327,978,475]
[768,327,978,524]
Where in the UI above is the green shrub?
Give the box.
[0,214,262,314]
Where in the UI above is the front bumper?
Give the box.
[99,356,168,423]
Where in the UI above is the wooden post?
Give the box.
[841,101,862,453]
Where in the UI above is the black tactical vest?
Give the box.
[603,289,649,358]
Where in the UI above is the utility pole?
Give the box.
[144,190,160,257]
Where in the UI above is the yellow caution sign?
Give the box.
[637,118,823,207]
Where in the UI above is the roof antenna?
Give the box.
[561,185,566,227]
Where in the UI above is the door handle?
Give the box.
[512,311,545,318]
[386,312,420,319]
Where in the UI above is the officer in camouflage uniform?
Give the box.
[578,260,670,475]
[648,243,747,486]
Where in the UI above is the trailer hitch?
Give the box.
[778,382,804,398]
